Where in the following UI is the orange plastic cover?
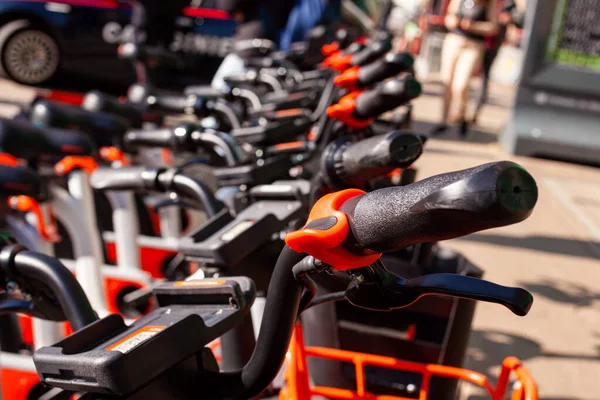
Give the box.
[322,52,352,71]
[100,146,129,166]
[0,153,19,166]
[285,189,381,270]
[326,91,373,130]
[321,42,340,56]
[334,66,360,90]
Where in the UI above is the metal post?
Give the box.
[158,203,181,241]
[105,191,141,270]
[51,177,108,315]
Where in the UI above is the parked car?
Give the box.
[0,0,237,89]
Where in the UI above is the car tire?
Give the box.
[0,19,60,85]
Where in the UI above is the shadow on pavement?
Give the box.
[456,234,600,261]
[519,278,600,308]
[413,120,498,144]
[465,329,600,376]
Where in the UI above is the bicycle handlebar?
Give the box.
[82,91,144,128]
[0,246,97,330]
[354,76,422,120]
[342,161,538,254]
[335,52,414,89]
[90,167,224,217]
[124,125,248,167]
[321,131,423,189]
[360,52,414,86]
[29,100,129,148]
[351,38,393,67]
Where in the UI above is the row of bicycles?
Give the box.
[0,19,539,400]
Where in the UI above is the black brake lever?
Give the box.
[0,294,66,321]
[345,262,533,316]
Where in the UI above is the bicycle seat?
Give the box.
[0,118,94,161]
[82,91,145,128]
[0,164,43,199]
[28,100,129,148]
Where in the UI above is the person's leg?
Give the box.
[472,48,498,124]
[432,33,462,134]
[211,53,247,91]
[451,41,484,126]
[450,41,484,136]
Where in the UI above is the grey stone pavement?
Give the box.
[1,77,599,399]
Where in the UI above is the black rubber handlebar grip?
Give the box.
[357,52,414,88]
[353,76,422,120]
[82,91,144,128]
[351,39,393,67]
[89,166,156,192]
[322,131,422,189]
[340,161,538,254]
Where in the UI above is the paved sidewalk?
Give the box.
[413,80,600,400]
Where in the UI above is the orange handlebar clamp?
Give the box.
[100,147,129,166]
[54,156,98,176]
[326,91,373,130]
[0,153,20,166]
[285,189,381,271]
[334,66,360,90]
[321,42,340,57]
[322,52,353,71]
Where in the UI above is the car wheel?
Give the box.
[0,20,60,85]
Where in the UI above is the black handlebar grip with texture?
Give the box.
[322,131,423,189]
[89,166,156,192]
[82,91,144,128]
[340,161,538,254]
[29,100,129,148]
[357,52,414,88]
[351,39,393,67]
[353,76,421,120]
[0,118,93,160]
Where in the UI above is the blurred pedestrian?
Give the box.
[471,0,525,125]
[431,0,498,137]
